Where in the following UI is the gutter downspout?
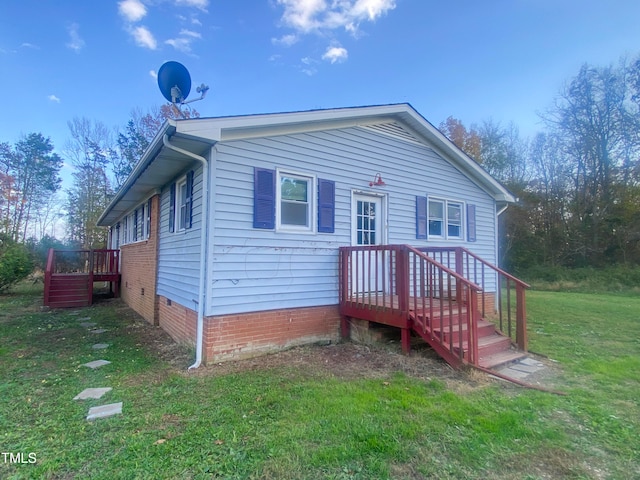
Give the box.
[162,134,209,370]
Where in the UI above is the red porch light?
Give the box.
[369,173,386,187]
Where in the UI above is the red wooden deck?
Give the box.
[44,249,120,308]
[339,245,529,369]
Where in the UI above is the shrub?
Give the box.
[0,235,33,292]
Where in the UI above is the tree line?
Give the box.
[440,56,640,271]
[1,56,639,285]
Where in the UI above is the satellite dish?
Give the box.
[158,61,192,103]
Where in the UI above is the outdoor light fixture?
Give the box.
[369,173,386,187]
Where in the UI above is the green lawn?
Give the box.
[0,283,638,479]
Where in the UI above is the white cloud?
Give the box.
[118,0,147,22]
[300,56,318,76]
[149,70,157,79]
[132,26,157,49]
[48,94,61,103]
[272,34,298,46]
[322,45,348,63]
[176,0,209,12]
[179,29,202,38]
[20,43,39,50]
[165,37,192,53]
[66,23,85,52]
[276,0,395,34]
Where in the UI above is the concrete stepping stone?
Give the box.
[80,322,97,328]
[74,387,112,400]
[90,328,108,334]
[82,359,111,369]
[519,357,545,367]
[496,366,530,380]
[92,343,109,350]
[87,402,122,421]
[77,316,92,321]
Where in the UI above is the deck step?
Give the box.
[478,350,528,369]
[432,319,495,343]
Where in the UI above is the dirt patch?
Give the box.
[114,299,562,393]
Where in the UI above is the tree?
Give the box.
[65,118,115,249]
[439,116,482,161]
[0,234,32,292]
[0,134,63,242]
[543,60,640,265]
[113,104,200,189]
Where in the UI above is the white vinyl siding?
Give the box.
[157,166,203,307]
[207,122,497,316]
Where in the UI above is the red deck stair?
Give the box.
[339,245,530,370]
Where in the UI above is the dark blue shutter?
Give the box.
[169,183,176,232]
[416,196,427,239]
[317,179,335,233]
[185,170,194,229]
[254,168,275,229]
[467,204,476,242]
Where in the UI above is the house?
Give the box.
[96,103,526,369]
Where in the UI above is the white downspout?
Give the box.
[162,134,209,370]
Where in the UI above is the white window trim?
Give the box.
[174,175,188,233]
[428,197,465,241]
[116,197,154,246]
[275,168,317,234]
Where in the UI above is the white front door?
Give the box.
[351,193,385,293]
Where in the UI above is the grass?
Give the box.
[0,282,638,479]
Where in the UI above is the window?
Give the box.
[169,171,194,233]
[133,208,139,242]
[447,202,462,238]
[428,198,464,240]
[277,171,315,232]
[177,178,188,231]
[145,198,151,239]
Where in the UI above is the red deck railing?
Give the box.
[44,249,120,307]
[418,247,529,351]
[339,245,484,366]
[339,245,528,367]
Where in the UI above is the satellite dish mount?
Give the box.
[157,61,209,118]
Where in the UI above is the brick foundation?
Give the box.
[119,196,160,325]
[157,295,198,348]
[204,305,341,363]
[154,298,341,364]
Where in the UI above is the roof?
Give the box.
[98,103,515,226]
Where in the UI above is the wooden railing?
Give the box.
[45,248,120,276]
[338,245,483,366]
[418,247,529,351]
[44,248,120,307]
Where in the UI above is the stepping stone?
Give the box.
[68,311,81,316]
[77,316,91,321]
[86,402,122,421]
[510,363,544,374]
[80,322,97,328]
[518,357,545,367]
[496,366,530,380]
[92,343,109,350]
[90,329,107,334]
[74,387,112,400]
[82,359,111,369]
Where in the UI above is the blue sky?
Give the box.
[2,0,640,175]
